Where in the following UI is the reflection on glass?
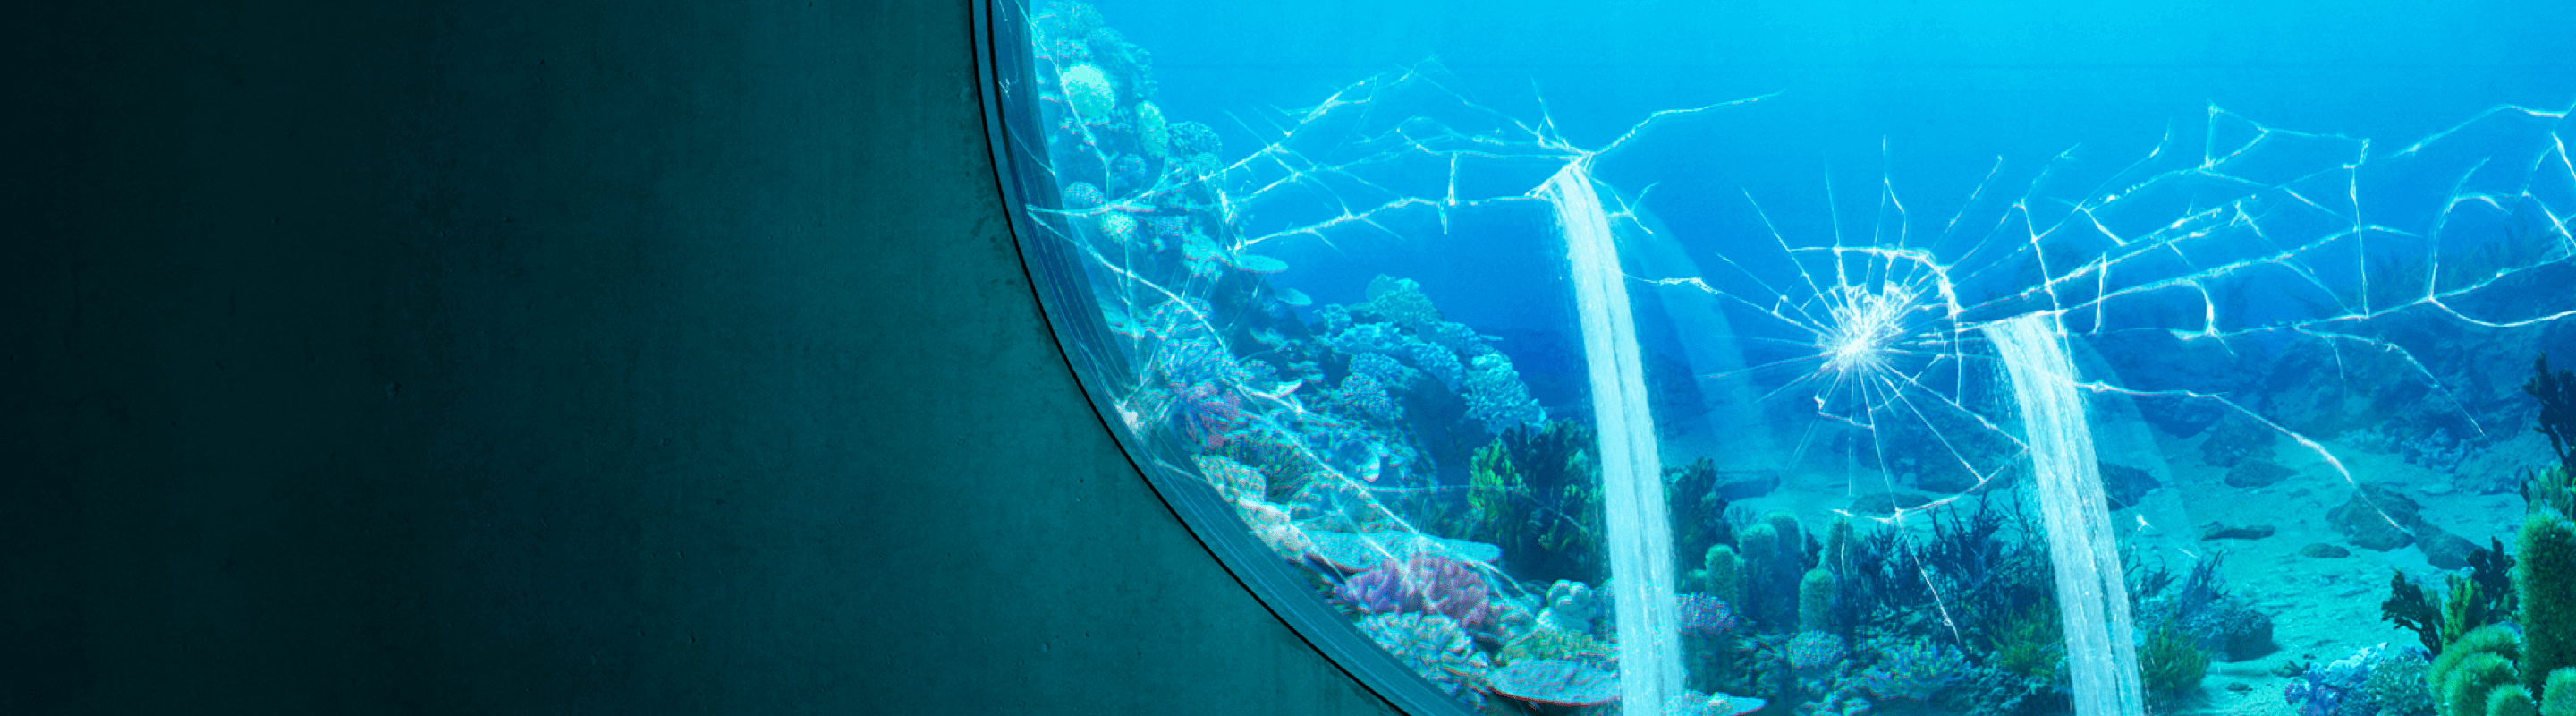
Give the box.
[989,3,2576,715]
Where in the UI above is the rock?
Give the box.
[2419,528,2479,570]
[2299,543,2352,558]
[1710,469,1783,501]
[1849,491,1937,518]
[2190,605,2279,661]
[2225,460,2296,489]
[2202,415,2279,468]
[2328,482,2426,551]
[2099,462,2161,511]
[2201,523,2277,541]
[2419,482,2455,496]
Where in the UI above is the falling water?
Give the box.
[1984,313,2146,716]
[1540,161,1682,716]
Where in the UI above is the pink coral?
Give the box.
[1333,554,1496,628]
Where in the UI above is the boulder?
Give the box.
[2225,460,2296,489]
[1848,491,1937,518]
[2200,524,2277,541]
[2100,462,2161,511]
[2418,528,2479,570]
[2328,482,2425,551]
[1710,469,1783,501]
[2299,543,2352,558]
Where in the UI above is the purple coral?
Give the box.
[2283,643,2411,716]
[1334,554,1496,628]
[1676,593,1740,637]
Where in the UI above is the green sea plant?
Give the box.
[2424,511,2576,716]
[2519,511,2576,699]
[1701,545,1746,610]
[1665,456,1738,566]
[1987,601,2064,679]
[2529,354,2576,517]
[1464,422,1606,583]
[1738,522,1787,629]
[2389,538,2518,656]
[1800,567,1838,634]
[2140,623,2210,701]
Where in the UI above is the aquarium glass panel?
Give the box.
[979,2,2576,714]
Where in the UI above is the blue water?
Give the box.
[1013,3,2576,714]
[1102,0,2576,418]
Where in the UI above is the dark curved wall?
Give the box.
[7,3,1399,714]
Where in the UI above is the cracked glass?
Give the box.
[979,3,2576,715]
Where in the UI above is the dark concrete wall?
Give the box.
[6,2,1398,714]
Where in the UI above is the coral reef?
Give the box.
[1498,625,1606,666]
[1058,64,1114,124]
[2285,644,2433,716]
[1856,638,1973,703]
[1678,593,1742,637]
[1540,580,1605,635]
[1356,613,1492,707]
[1334,554,1497,628]
[1463,352,1546,434]
[1787,632,1850,671]
[1666,691,1769,716]
[1357,275,1442,330]
[1488,659,1622,708]
[1134,101,1166,158]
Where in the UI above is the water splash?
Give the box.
[1545,161,1685,716]
[1987,313,2147,716]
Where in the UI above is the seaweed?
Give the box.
[1665,456,1738,573]
[2388,569,2451,655]
[1466,421,1606,583]
[2529,354,2576,518]
[2140,623,2211,702]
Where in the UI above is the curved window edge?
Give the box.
[968,3,1475,714]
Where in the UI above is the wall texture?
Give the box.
[6,2,1399,714]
